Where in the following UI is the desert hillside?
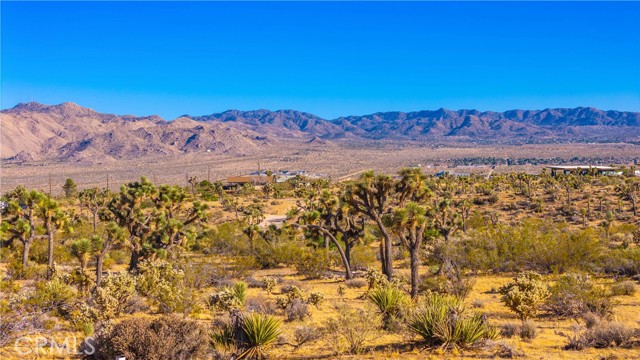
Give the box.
[1,102,639,163]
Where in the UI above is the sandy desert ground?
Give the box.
[2,142,638,195]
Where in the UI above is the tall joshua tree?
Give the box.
[346,171,395,280]
[2,186,44,270]
[105,177,207,270]
[92,221,126,286]
[79,187,110,233]
[293,189,365,280]
[36,194,71,278]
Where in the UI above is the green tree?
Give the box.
[62,178,78,198]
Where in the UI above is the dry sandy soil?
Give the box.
[2,142,639,195]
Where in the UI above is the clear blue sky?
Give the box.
[2,1,639,119]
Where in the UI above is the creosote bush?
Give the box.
[565,321,636,350]
[499,271,549,321]
[324,304,379,355]
[84,315,208,360]
[545,273,616,318]
[610,280,637,296]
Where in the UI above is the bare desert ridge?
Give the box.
[1,101,639,193]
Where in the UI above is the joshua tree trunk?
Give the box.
[373,215,393,280]
[96,255,104,286]
[409,243,420,298]
[22,240,31,268]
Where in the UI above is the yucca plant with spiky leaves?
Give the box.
[234,281,248,305]
[368,285,409,330]
[408,293,498,350]
[238,312,282,359]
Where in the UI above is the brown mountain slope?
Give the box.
[0,102,270,162]
[2,102,639,163]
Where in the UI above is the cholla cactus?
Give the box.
[209,288,244,312]
[276,286,307,309]
[263,277,277,294]
[499,271,550,320]
[307,292,325,308]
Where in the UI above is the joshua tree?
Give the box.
[91,222,126,286]
[36,195,71,278]
[390,202,430,298]
[616,179,639,217]
[242,203,265,254]
[79,187,109,233]
[2,186,44,269]
[293,189,366,280]
[346,171,396,279]
[105,177,207,270]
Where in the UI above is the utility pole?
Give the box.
[48,173,52,195]
[106,174,109,191]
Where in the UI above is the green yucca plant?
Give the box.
[408,293,497,350]
[238,312,282,360]
[368,285,409,330]
[234,281,248,305]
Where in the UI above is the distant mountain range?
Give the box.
[1,102,639,162]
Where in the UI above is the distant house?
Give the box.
[546,165,619,176]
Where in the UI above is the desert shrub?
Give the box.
[245,295,277,315]
[285,298,310,322]
[581,312,601,328]
[471,299,485,309]
[209,282,248,312]
[600,247,640,276]
[492,340,525,358]
[290,324,322,350]
[500,323,519,338]
[408,292,498,349]
[324,304,379,354]
[136,259,195,314]
[262,276,277,294]
[307,291,325,308]
[276,285,307,308]
[364,267,405,291]
[420,274,475,299]
[368,285,409,330]
[518,321,538,342]
[453,220,601,273]
[565,321,635,350]
[610,280,637,296]
[0,308,44,347]
[344,278,367,289]
[499,271,549,320]
[348,245,378,269]
[91,272,137,320]
[27,278,76,316]
[295,248,330,279]
[545,273,616,318]
[83,315,208,360]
